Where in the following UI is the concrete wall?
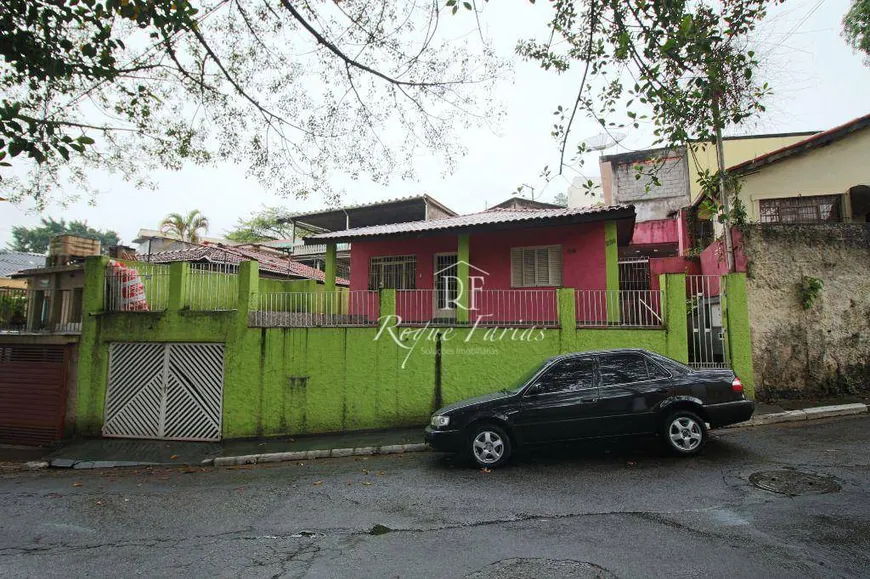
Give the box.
[742,224,870,399]
[73,256,758,439]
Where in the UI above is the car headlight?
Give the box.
[430,415,450,428]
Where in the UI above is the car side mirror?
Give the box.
[525,383,543,397]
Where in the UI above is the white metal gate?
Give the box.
[103,343,224,441]
[686,276,729,369]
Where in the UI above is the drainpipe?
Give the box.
[343,209,350,230]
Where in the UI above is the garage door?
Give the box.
[103,343,224,441]
[0,344,67,446]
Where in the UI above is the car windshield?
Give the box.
[500,360,550,393]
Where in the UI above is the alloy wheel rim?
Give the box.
[668,417,702,451]
[473,431,504,464]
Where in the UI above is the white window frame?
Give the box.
[510,245,563,287]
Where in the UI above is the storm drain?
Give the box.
[749,470,841,496]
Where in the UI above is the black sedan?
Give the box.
[424,349,754,468]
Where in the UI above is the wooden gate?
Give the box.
[0,344,68,445]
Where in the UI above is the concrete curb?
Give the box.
[207,442,429,467]
[727,403,869,429]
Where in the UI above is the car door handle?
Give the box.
[579,396,597,403]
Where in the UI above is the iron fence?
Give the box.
[0,288,83,334]
[686,275,728,368]
[105,261,170,312]
[575,289,664,328]
[187,263,239,311]
[396,289,560,327]
[250,290,379,327]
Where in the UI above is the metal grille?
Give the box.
[434,253,458,311]
[105,261,170,311]
[618,259,651,291]
[368,255,417,290]
[575,290,663,327]
[103,343,223,441]
[759,195,842,224]
[686,275,728,368]
[187,262,239,311]
[251,291,379,327]
[0,288,83,334]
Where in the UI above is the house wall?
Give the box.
[631,219,680,246]
[609,152,689,222]
[741,224,870,399]
[733,128,870,222]
[688,134,816,203]
[71,257,756,440]
[349,222,608,292]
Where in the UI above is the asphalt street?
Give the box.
[1,416,869,578]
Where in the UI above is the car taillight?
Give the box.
[731,376,744,393]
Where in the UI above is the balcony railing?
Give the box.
[187,263,239,311]
[0,288,83,334]
[396,289,559,327]
[105,261,170,312]
[575,289,664,328]
[250,291,379,327]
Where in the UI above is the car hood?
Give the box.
[435,390,515,415]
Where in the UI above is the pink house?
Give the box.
[306,205,637,326]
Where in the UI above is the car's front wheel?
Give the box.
[661,411,708,456]
[468,423,512,468]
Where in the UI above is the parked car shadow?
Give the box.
[428,433,755,470]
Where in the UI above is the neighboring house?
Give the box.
[140,244,348,284]
[486,196,563,210]
[566,177,604,209]
[133,228,236,255]
[725,114,870,225]
[267,194,456,280]
[600,131,819,223]
[306,204,635,324]
[0,251,46,289]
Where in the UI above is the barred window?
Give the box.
[368,255,416,290]
[759,195,842,224]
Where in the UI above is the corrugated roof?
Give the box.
[280,194,457,222]
[138,245,348,285]
[305,204,635,243]
[0,251,46,277]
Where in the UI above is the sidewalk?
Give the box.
[10,398,869,471]
[35,427,425,470]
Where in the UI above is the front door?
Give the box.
[433,253,458,320]
[515,356,599,443]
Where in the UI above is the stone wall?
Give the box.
[742,224,870,399]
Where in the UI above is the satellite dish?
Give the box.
[582,131,627,152]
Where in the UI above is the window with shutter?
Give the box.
[510,245,563,287]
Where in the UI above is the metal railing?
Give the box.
[105,261,170,312]
[575,289,664,328]
[396,289,560,327]
[187,263,239,311]
[0,288,83,334]
[250,290,379,327]
[686,275,728,368]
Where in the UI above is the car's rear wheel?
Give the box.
[468,423,512,468]
[661,411,707,456]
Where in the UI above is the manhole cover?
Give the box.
[749,470,841,496]
[464,558,617,579]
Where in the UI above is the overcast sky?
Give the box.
[1,0,867,248]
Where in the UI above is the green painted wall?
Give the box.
[74,260,739,439]
[724,273,755,398]
[604,221,620,322]
[660,273,689,363]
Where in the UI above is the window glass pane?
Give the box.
[758,196,842,224]
[599,354,649,386]
[532,358,596,394]
[369,256,416,290]
[646,358,670,379]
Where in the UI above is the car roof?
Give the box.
[550,348,651,362]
